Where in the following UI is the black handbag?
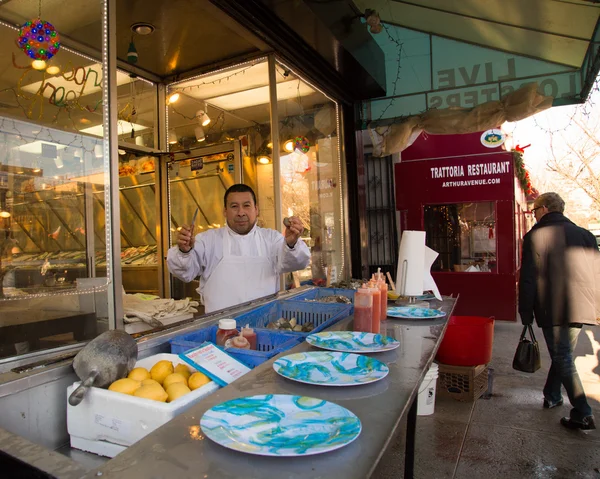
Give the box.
[512,325,541,373]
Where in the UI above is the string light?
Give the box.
[169,58,267,90]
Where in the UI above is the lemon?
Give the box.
[150,360,174,385]
[141,379,161,388]
[166,383,191,402]
[174,363,192,381]
[108,378,141,395]
[387,291,400,300]
[163,373,187,390]
[133,384,168,402]
[128,367,150,382]
[188,372,211,390]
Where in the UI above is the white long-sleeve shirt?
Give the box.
[166,223,310,290]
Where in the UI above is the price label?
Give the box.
[191,158,204,171]
[180,342,250,387]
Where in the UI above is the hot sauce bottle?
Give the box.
[353,286,373,333]
[368,280,381,334]
[373,270,388,323]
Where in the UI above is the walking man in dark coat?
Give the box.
[519,192,598,430]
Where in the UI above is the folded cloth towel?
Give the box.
[123,291,199,327]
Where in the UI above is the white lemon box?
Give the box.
[67,353,219,458]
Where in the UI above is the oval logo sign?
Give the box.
[480,129,506,148]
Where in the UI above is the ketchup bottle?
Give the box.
[373,270,388,322]
[241,324,257,350]
[368,281,381,334]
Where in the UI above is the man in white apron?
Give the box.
[167,184,310,313]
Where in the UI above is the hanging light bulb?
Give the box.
[31,59,47,70]
[283,139,294,152]
[257,154,271,165]
[196,108,211,127]
[195,126,205,142]
[46,65,60,75]
[168,129,178,145]
[167,92,180,104]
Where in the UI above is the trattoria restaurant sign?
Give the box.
[430,160,511,189]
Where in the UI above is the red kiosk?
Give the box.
[395,131,531,321]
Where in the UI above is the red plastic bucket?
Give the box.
[436,316,495,366]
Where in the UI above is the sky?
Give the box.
[502,86,600,217]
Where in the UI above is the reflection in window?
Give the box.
[276,61,343,286]
[424,202,496,273]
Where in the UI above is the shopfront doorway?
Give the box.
[165,141,241,304]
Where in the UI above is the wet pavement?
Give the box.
[373,320,600,479]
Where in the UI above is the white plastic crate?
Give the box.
[67,353,219,457]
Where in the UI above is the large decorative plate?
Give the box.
[273,351,389,386]
[306,331,400,353]
[415,293,436,301]
[200,394,361,456]
[387,306,446,319]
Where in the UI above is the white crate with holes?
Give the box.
[67,353,219,458]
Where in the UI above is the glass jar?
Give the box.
[216,319,238,347]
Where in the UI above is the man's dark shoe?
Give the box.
[543,399,563,409]
[560,416,596,430]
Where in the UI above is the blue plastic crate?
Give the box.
[234,299,353,336]
[291,287,356,311]
[169,325,301,368]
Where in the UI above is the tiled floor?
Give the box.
[374,321,600,479]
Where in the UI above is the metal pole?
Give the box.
[83,182,96,277]
[268,55,283,291]
[156,84,167,298]
[104,0,123,329]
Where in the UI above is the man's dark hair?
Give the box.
[224,184,257,208]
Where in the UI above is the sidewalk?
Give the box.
[374,320,600,479]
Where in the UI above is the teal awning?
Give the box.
[356,0,600,124]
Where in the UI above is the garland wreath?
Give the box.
[512,145,533,195]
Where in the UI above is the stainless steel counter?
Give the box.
[83,297,456,479]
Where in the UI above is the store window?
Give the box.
[167,58,269,216]
[82,76,158,150]
[424,202,497,273]
[0,4,112,361]
[275,60,344,286]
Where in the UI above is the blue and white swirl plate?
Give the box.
[273,351,389,386]
[200,394,361,456]
[306,331,400,353]
[387,306,446,319]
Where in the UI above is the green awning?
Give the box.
[356,0,600,123]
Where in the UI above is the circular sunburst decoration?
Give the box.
[18,18,61,61]
[294,136,310,153]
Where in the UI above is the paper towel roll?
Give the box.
[396,231,425,296]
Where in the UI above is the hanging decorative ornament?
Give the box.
[293,136,310,153]
[127,40,138,64]
[18,19,60,64]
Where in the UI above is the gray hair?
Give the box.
[534,192,565,213]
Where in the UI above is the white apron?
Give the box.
[200,228,278,313]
